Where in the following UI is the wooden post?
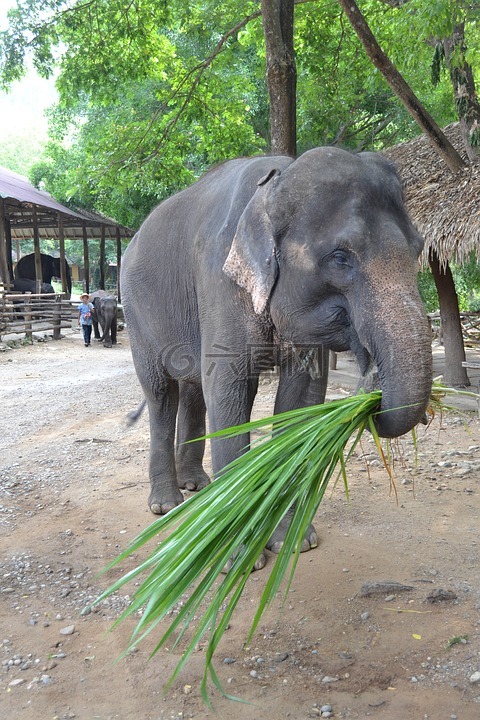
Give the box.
[116,227,122,302]
[83,223,90,293]
[53,295,62,340]
[5,215,13,280]
[24,294,33,341]
[329,351,337,370]
[32,207,42,292]
[0,294,6,341]
[59,215,67,295]
[99,224,106,290]
[0,198,11,287]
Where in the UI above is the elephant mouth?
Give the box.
[285,321,374,382]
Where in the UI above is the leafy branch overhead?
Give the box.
[0,0,479,227]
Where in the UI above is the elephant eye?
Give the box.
[332,250,350,266]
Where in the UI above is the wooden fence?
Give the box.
[428,311,480,347]
[0,293,78,342]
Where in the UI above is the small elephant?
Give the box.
[90,290,118,348]
[121,147,433,566]
[15,253,72,296]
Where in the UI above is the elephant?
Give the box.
[10,278,55,319]
[121,147,433,566]
[90,290,118,348]
[12,278,55,294]
[15,253,72,296]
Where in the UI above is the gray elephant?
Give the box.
[15,253,72,296]
[12,278,55,294]
[11,278,55,318]
[90,290,118,348]
[121,147,432,565]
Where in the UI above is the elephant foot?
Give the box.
[177,468,210,493]
[148,485,184,515]
[266,520,318,555]
[222,548,267,574]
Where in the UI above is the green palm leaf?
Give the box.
[88,380,478,703]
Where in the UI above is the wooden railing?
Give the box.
[428,311,480,347]
[0,292,77,342]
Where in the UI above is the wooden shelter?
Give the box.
[0,166,135,298]
[383,124,480,388]
[382,123,480,267]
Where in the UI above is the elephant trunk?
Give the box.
[355,268,433,439]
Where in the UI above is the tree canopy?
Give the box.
[0,0,479,227]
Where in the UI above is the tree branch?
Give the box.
[120,10,262,168]
[337,0,467,173]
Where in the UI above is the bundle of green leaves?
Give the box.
[89,381,477,702]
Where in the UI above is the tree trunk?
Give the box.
[261,0,297,157]
[83,223,90,294]
[0,200,11,287]
[337,0,466,174]
[99,225,106,290]
[442,23,480,161]
[429,250,470,387]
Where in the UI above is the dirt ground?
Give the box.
[1,327,480,720]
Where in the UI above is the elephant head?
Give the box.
[224,147,432,438]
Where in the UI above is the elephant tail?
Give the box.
[125,398,147,426]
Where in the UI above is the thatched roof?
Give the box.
[382,123,480,267]
[0,165,135,240]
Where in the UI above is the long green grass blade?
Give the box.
[89,382,479,701]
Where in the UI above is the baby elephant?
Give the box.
[90,290,118,348]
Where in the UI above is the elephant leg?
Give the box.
[266,346,330,555]
[204,372,259,477]
[93,319,101,340]
[146,377,184,515]
[111,319,117,345]
[103,325,112,348]
[175,381,210,492]
[203,370,267,571]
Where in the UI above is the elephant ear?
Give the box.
[223,169,280,315]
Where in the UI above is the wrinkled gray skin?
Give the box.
[15,253,72,296]
[121,147,433,568]
[90,290,118,348]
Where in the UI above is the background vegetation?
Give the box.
[0,0,479,307]
[419,255,480,313]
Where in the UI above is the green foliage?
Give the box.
[0,131,45,175]
[452,255,480,311]
[91,380,475,701]
[445,634,468,649]
[0,0,478,227]
[92,390,386,701]
[418,255,480,313]
[418,269,439,313]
